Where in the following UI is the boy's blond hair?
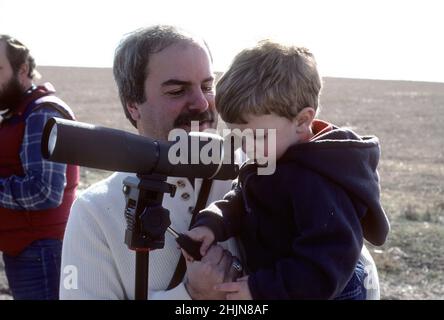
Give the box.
[216,40,322,124]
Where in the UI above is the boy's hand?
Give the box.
[184,245,238,300]
[214,276,252,300]
[185,226,215,257]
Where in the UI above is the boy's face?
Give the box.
[227,113,301,162]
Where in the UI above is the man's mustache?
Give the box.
[173,111,214,127]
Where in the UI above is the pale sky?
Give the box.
[1,0,443,82]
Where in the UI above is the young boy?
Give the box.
[186,40,390,299]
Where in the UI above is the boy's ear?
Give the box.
[296,107,316,128]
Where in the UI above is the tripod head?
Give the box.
[122,174,175,252]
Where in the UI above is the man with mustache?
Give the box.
[0,35,78,299]
[59,25,241,299]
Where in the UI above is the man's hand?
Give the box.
[184,244,242,300]
[214,276,252,300]
[185,226,215,257]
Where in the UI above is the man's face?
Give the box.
[0,41,23,111]
[128,42,217,141]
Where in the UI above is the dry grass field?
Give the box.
[1,66,443,299]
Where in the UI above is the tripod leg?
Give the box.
[135,251,149,300]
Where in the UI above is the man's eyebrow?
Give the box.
[162,79,190,87]
[202,76,215,83]
[161,77,214,87]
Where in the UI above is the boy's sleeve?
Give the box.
[248,174,364,299]
[192,183,244,242]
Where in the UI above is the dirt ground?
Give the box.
[1,67,443,299]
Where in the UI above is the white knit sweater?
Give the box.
[60,172,240,299]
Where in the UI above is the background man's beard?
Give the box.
[0,76,24,112]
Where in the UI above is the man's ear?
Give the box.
[126,102,141,122]
[17,63,30,82]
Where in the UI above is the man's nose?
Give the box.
[188,89,209,112]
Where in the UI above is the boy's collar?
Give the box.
[310,119,334,141]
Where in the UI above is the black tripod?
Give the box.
[122,174,175,300]
[122,174,204,300]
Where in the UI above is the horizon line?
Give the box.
[37,64,444,85]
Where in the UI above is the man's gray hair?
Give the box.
[113,25,212,127]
